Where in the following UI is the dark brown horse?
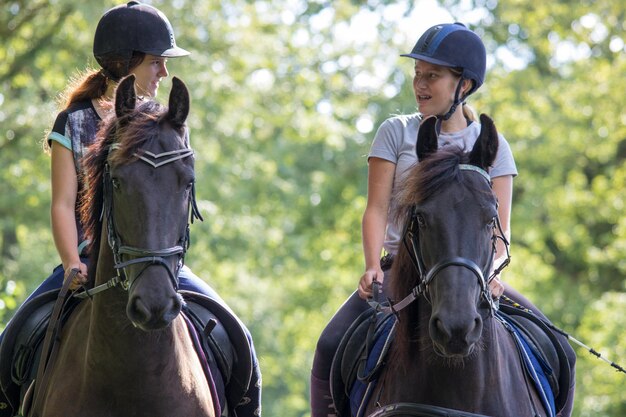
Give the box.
[31,76,216,417]
[364,116,552,417]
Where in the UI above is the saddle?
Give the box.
[0,289,253,417]
[330,304,572,417]
[498,303,572,415]
[330,308,397,417]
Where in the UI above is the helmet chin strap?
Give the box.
[439,78,466,121]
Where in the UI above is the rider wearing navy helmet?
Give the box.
[310,22,519,417]
[312,21,575,417]
[401,22,486,120]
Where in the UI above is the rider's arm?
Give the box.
[50,141,84,275]
[358,157,396,300]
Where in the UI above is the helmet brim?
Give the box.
[145,45,191,58]
[400,53,456,68]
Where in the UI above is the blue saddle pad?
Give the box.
[497,312,556,417]
[349,314,396,417]
[349,312,557,417]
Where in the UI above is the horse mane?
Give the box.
[389,146,490,356]
[393,146,470,221]
[79,100,168,281]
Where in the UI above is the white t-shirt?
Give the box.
[368,113,518,255]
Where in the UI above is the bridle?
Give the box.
[76,144,203,299]
[369,164,510,316]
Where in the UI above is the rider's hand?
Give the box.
[66,262,88,290]
[489,276,504,299]
[358,268,384,300]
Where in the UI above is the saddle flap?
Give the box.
[330,308,396,417]
[179,290,253,410]
[330,308,376,417]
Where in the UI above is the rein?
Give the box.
[368,402,492,417]
[75,146,203,300]
[368,165,509,316]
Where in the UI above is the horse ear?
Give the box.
[115,75,137,118]
[167,77,190,127]
[416,116,439,161]
[469,114,499,170]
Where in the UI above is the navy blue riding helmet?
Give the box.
[93,1,189,80]
[401,22,486,120]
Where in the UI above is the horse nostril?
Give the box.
[128,296,151,326]
[431,316,450,341]
[164,295,182,322]
[469,316,483,340]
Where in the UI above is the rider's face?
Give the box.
[131,55,169,98]
[412,61,468,117]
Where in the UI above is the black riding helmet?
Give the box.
[93,1,189,78]
[401,23,486,120]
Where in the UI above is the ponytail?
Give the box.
[59,69,109,110]
[462,102,478,122]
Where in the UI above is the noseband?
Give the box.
[76,145,203,299]
[369,164,510,316]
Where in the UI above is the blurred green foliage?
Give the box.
[1,0,624,416]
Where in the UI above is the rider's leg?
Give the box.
[311,290,370,417]
[310,268,391,417]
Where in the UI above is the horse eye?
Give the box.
[416,214,426,227]
[111,178,121,189]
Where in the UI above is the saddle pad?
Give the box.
[180,290,253,412]
[497,312,556,417]
[498,303,571,413]
[348,314,397,417]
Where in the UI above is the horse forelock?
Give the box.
[393,147,468,223]
[108,100,168,165]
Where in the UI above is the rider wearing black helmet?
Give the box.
[0,3,262,417]
[93,0,189,81]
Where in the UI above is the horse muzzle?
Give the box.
[430,310,483,358]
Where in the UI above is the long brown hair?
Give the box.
[60,52,145,110]
[44,52,145,152]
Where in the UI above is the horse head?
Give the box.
[394,115,500,358]
[102,75,196,331]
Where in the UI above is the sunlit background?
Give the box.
[1,1,625,416]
